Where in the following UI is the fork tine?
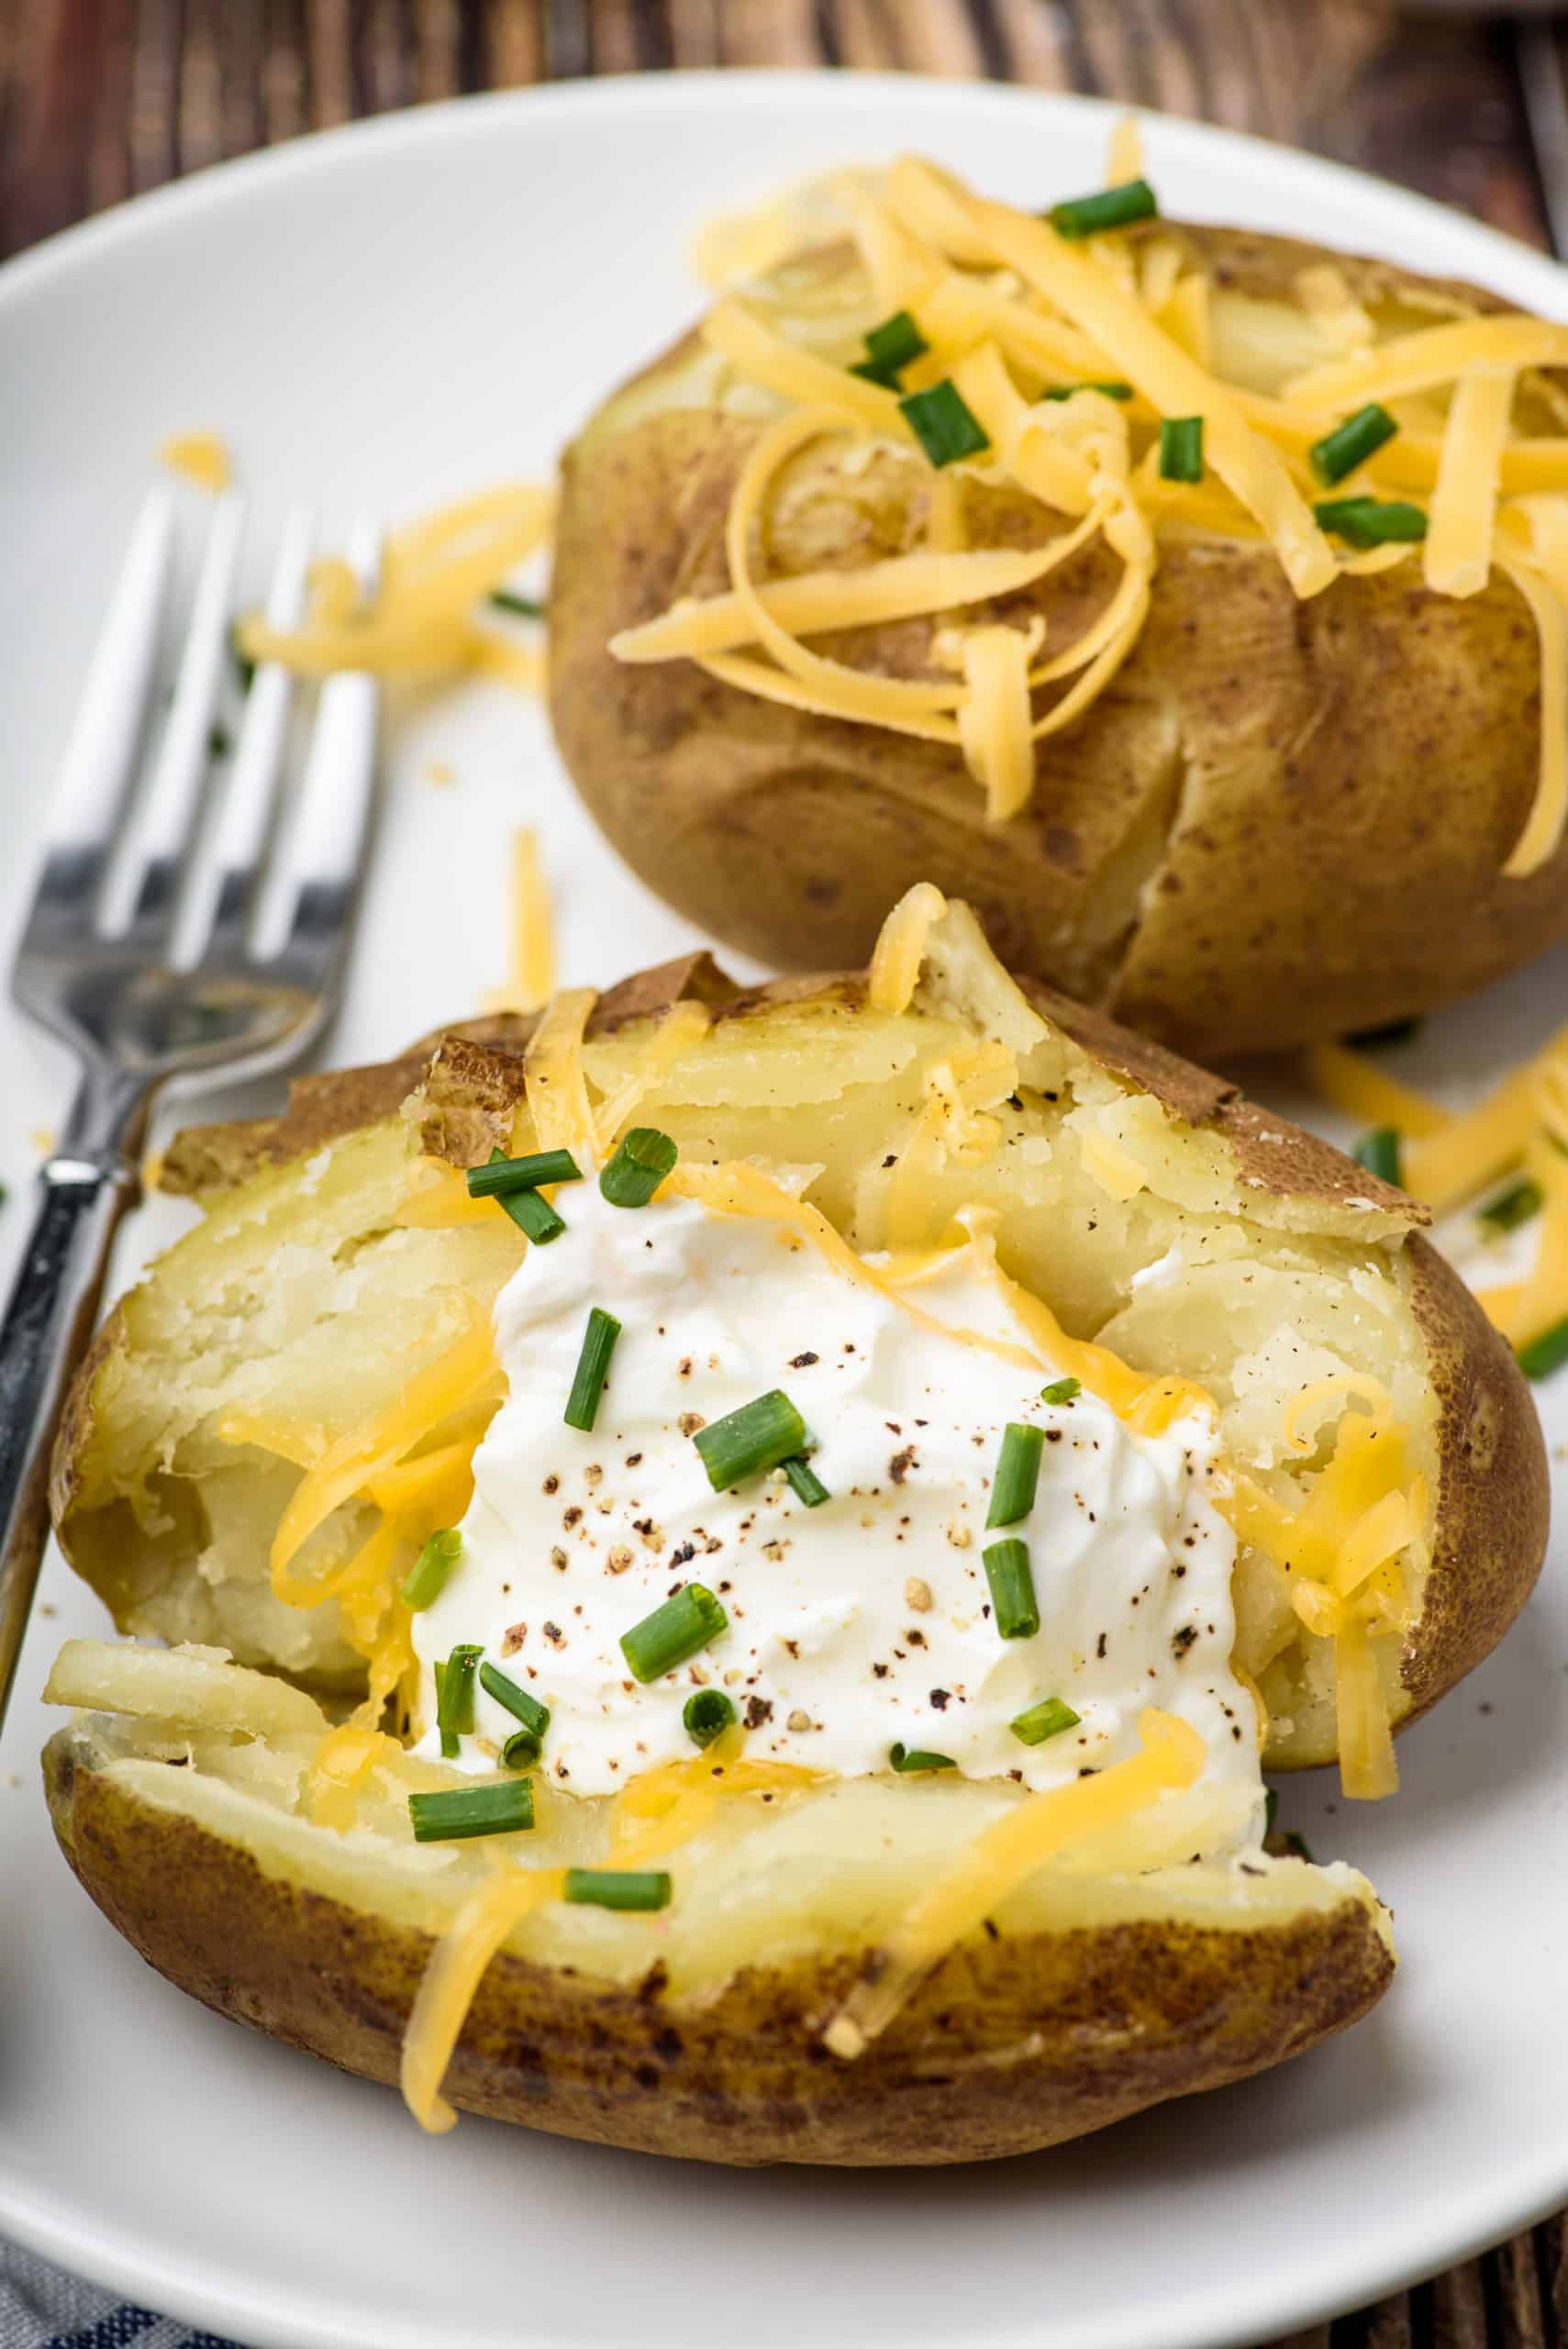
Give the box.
[25,487,175,928]
[251,513,381,983]
[101,488,248,942]
[184,500,314,966]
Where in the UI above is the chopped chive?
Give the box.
[488,587,546,619]
[564,1306,621,1432]
[484,1146,566,1243]
[621,1583,728,1682]
[207,721,232,760]
[850,355,905,387]
[1010,1694,1080,1746]
[402,1527,462,1611]
[1314,495,1427,549]
[1050,178,1159,238]
[1309,402,1398,487]
[433,1659,454,1758]
[1480,1177,1544,1234]
[1351,1127,1403,1186]
[783,1453,831,1508]
[1159,415,1204,484]
[1043,380,1132,401]
[899,379,991,468]
[865,307,929,373]
[1040,1376,1081,1406]
[985,1421,1044,1529]
[1345,1016,1422,1049]
[228,620,256,693]
[1264,1787,1278,1836]
[501,1729,542,1769]
[683,1687,737,1748]
[563,1867,673,1912]
[466,1148,582,1198]
[599,1126,678,1208]
[408,1779,534,1842]
[436,1642,481,1753]
[693,1389,807,1491]
[478,1660,550,1740]
[1284,1828,1315,1862]
[889,1742,956,1773]
[1518,1315,1568,1381]
[983,1538,1040,1641]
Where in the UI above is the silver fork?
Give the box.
[0,486,380,1725]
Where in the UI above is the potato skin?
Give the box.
[548,225,1568,1060]
[45,1734,1394,2166]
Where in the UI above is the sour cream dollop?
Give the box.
[411,1183,1255,1799]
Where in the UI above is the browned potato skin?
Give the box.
[44,1734,1393,2166]
[62,951,1549,1759]
[548,225,1568,1060]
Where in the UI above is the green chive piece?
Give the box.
[850,355,905,387]
[1309,402,1398,487]
[864,308,929,373]
[436,1642,481,1752]
[693,1390,808,1491]
[899,379,991,468]
[229,620,256,693]
[1264,1787,1279,1836]
[1352,1127,1403,1186]
[563,1867,673,1912]
[1050,178,1159,239]
[1043,380,1132,401]
[1314,495,1428,549]
[466,1148,582,1198]
[1480,1177,1544,1234]
[488,587,546,619]
[1040,1376,1081,1406]
[408,1779,534,1842]
[564,1306,621,1433]
[401,1527,462,1611]
[501,1729,542,1769]
[986,1421,1045,1529]
[1159,415,1204,483]
[683,1687,737,1748]
[599,1127,678,1208]
[621,1584,728,1683]
[1284,1828,1316,1862]
[1009,1694,1080,1746]
[889,1742,956,1773]
[1345,1016,1422,1048]
[1518,1315,1568,1381]
[478,1660,550,1740]
[783,1453,831,1508]
[483,1146,566,1243]
[983,1538,1040,1641]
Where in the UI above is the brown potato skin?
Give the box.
[548,225,1568,1060]
[45,1735,1394,2165]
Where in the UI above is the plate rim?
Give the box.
[1,65,1563,2349]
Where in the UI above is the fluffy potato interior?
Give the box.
[45,1641,1385,1998]
[53,909,1438,1766]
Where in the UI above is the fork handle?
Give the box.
[0,1137,142,1727]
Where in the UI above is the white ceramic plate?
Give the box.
[1,72,1565,2349]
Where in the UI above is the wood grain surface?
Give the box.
[0,2,1562,2342]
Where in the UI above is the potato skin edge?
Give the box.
[45,1738,1394,2165]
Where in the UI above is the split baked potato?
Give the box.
[549,160,1568,1059]
[40,896,1546,2162]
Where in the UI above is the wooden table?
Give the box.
[0,4,1563,2343]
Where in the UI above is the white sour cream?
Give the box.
[411,1183,1256,1803]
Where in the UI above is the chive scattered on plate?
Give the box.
[1050,178,1159,239]
[1314,495,1427,550]
[899,379,991,468]
[1480,1177,1544,1234]
[985,1421,1044,1530]
[401,1527,462,1611]
[783,1453,831,1507]
[1158,416,1204,483]
[683,1687,737,1748]
[1039,1376,1081,1406]
[1009,1694,1080,1746]
[1351,1127,1403,1186]
[889,1742,956,1773]
[466,1148,582,1198]
[1309,402,1397,487]
[408,1779,535,1842]
[693,1390,808,1491]
[478,1660,550,1740]
[983,1538,1040,1642]
[562,1867,673,1911]
[564,1305,621,1432]
[599,1126,678,1208]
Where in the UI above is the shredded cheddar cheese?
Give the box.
[867,882,949,1014]
[1425,368,1515,597]
[161,431,232,492]
[484,828,555,1016]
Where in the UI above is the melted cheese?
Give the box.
[522,987,598,1166]
[867,882,949,1012]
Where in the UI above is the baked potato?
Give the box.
[548,158,1568,1060]
[40,893,1545,2161]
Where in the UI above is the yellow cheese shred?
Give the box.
[1284,315,1568,410]
[484,828,555,1015]
[1496,548,1568,876]
[867,883,949,1014]
[702,301,906,434]
[1105,113,1144,185]
[1077,1124,1150,1202]
[522,986,599,1167]
[160,431,232,492]
[1425,368,1516,597]
[594,997,713,1156]
[823,1709,1205,2056]
[958,627,1035,818]
[1303,1044,1451,1141]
